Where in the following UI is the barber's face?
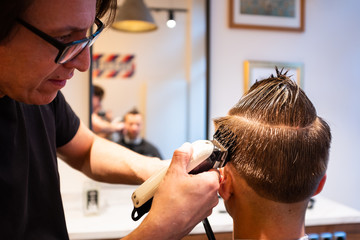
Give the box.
[124,114,142,140]
[0,0,96,104]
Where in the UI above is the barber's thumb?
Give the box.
[170,142,193,172]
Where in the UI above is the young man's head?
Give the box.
[216,68,331,204]
[123,108,143,140]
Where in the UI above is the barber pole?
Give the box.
[93,53,135,79]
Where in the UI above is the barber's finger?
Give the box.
[168,142,193,173]
[209,168,221,183]
[197,169,221,187]
[191,170,221,207]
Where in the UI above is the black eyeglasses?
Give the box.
[17,18,104,64]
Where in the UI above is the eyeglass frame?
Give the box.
[16,17,104,64]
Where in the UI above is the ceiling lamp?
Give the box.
[166,10,176,29]
[150,7,187,29]
[111,0,157,33]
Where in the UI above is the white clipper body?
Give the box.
[131,140,214,220]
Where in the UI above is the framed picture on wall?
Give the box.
[244,60,304,93]
[229,0,305,32]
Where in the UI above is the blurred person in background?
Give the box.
[92,84,123,140]
[118,108,162,159]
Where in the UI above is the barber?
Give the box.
[0,0,220,239]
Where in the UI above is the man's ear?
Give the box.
[313,174,327,196]
[219,166,234,201]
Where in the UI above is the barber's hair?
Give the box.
[0,0,117,43]
[93,85,105,100]
[128,108,140,115]
[214,68,331,203]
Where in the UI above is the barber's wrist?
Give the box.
[140,211,184,240]
[141,158,169,182]
[126,213,181,240]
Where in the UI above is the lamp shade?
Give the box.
[112,0,157,32]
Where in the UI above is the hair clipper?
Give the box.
[131,128,235,221]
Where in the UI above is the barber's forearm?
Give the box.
[122,215,183,240]
[57,121,166,184]
[84,135,166,184]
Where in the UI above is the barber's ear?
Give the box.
[218,166,233,201]
[313,174,327,196]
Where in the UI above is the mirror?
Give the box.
[90,0,209,159]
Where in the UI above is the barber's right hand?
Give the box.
[141,142,220,240]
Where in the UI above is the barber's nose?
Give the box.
[62,47,91,72]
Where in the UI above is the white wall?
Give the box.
[209,0,360,210]
[61,70,90,127]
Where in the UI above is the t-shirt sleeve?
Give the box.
[53,91,81,148]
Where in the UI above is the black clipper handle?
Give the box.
[132,198,153,221]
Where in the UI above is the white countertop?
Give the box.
[62,184,360,240]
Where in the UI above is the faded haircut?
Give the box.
[214,68,331,203]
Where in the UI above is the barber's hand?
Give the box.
[142,142,220,239]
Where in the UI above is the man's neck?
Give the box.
[234,235,309,240]
[124,135,142,145]
[231,199,307,240]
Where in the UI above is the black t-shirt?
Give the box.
[0,91,80,239]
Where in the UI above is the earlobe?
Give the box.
[219,167,225,183]
[313,174,327,196]
[218,167,233,201]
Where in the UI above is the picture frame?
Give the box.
[229,0,305,32]
[243,60,304,92]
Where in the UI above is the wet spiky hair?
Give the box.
[214,67,331,203]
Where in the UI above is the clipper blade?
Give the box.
[212,125,236,165]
